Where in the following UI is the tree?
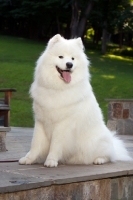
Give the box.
[70,0,95,38]
[0,0,132,51]
[0,0,72,39]
[89,0,133,54]
[111,0,133,48]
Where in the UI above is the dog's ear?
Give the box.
[76,38,84,50]
[47,34,62,49]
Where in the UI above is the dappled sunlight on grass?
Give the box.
[86,51,95,54]
[89,51,133,122]
[127,47,132,51]
[100,58,105,61]
[104,54,133,61]
[101,75,115,79]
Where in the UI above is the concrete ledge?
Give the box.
[0,161,133,194]
[0,127,133,199]
[0,176,133,200]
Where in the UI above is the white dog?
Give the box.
[19,34,132,167]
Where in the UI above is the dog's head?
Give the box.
[35,34,90,89]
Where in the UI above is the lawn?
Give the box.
[0,35,133,127]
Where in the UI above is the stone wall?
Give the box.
[106,99,133,135]
[0,176,133,200]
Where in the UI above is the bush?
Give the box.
[109,47,133,57]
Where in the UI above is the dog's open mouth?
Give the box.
[56,66,71,83]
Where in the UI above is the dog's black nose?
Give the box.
[66,62,73,69]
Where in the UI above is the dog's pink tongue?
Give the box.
[62,71,71,83]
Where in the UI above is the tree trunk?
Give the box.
[70,0,79,38]
[93,29,101,45]
[119,28,123,49]
[70,0,94,39]
[101,21,107,55]
[77,0,94,38]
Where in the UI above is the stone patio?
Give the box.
[0,127,133,199]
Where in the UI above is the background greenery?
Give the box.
[0,35,133,127]
[0,0,133,54]
[0,36,45,127]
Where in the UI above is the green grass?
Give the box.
[0,35,133,127]
[88,51,133,121]
[0,35,46,127]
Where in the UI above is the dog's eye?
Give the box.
[59,56,64,59]
[72,57,74,60]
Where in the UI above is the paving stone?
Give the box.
[107,120,117,131]
[116,119,133,135]
[113,103,123,119]
[111,179,118,200]
[123,102,130,109]
[124,119,133,135]
[108,103,112,120]
[130,103,133,119]
[116,119,125,135]
[106,100,133,135]
[123,109,129,119]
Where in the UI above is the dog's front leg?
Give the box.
[19,120,49,165]
[44,126,63,167]
[44,140,62,167]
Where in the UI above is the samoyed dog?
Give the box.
[19,34,131,167]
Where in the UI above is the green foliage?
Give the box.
[86,28,94,39]
[85,40,133,57]
[0,36,133,126]
[0,0,132,42]
[110,0,133,31]
[110,47,133,57]
[0,0,72,40]
[89,0,133,31]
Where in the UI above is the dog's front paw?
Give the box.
[44,159,58,167]
[19,156,33,165]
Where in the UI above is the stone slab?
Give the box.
[1,177,133,200]
[0,161,133,194]
[0,127,133,194]
[107,119,117,131]
[117,119,133,135]
[0,127,33,161]
[0,127,11,132]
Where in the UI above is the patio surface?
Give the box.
[0,127,133,194]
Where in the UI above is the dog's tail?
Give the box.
[112,134,132,161]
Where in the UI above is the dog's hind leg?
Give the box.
[19,120,49,165]
[93,156,110,165]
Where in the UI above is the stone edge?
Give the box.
[0,168,133,194]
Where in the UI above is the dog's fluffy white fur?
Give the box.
[19,34,132,167]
